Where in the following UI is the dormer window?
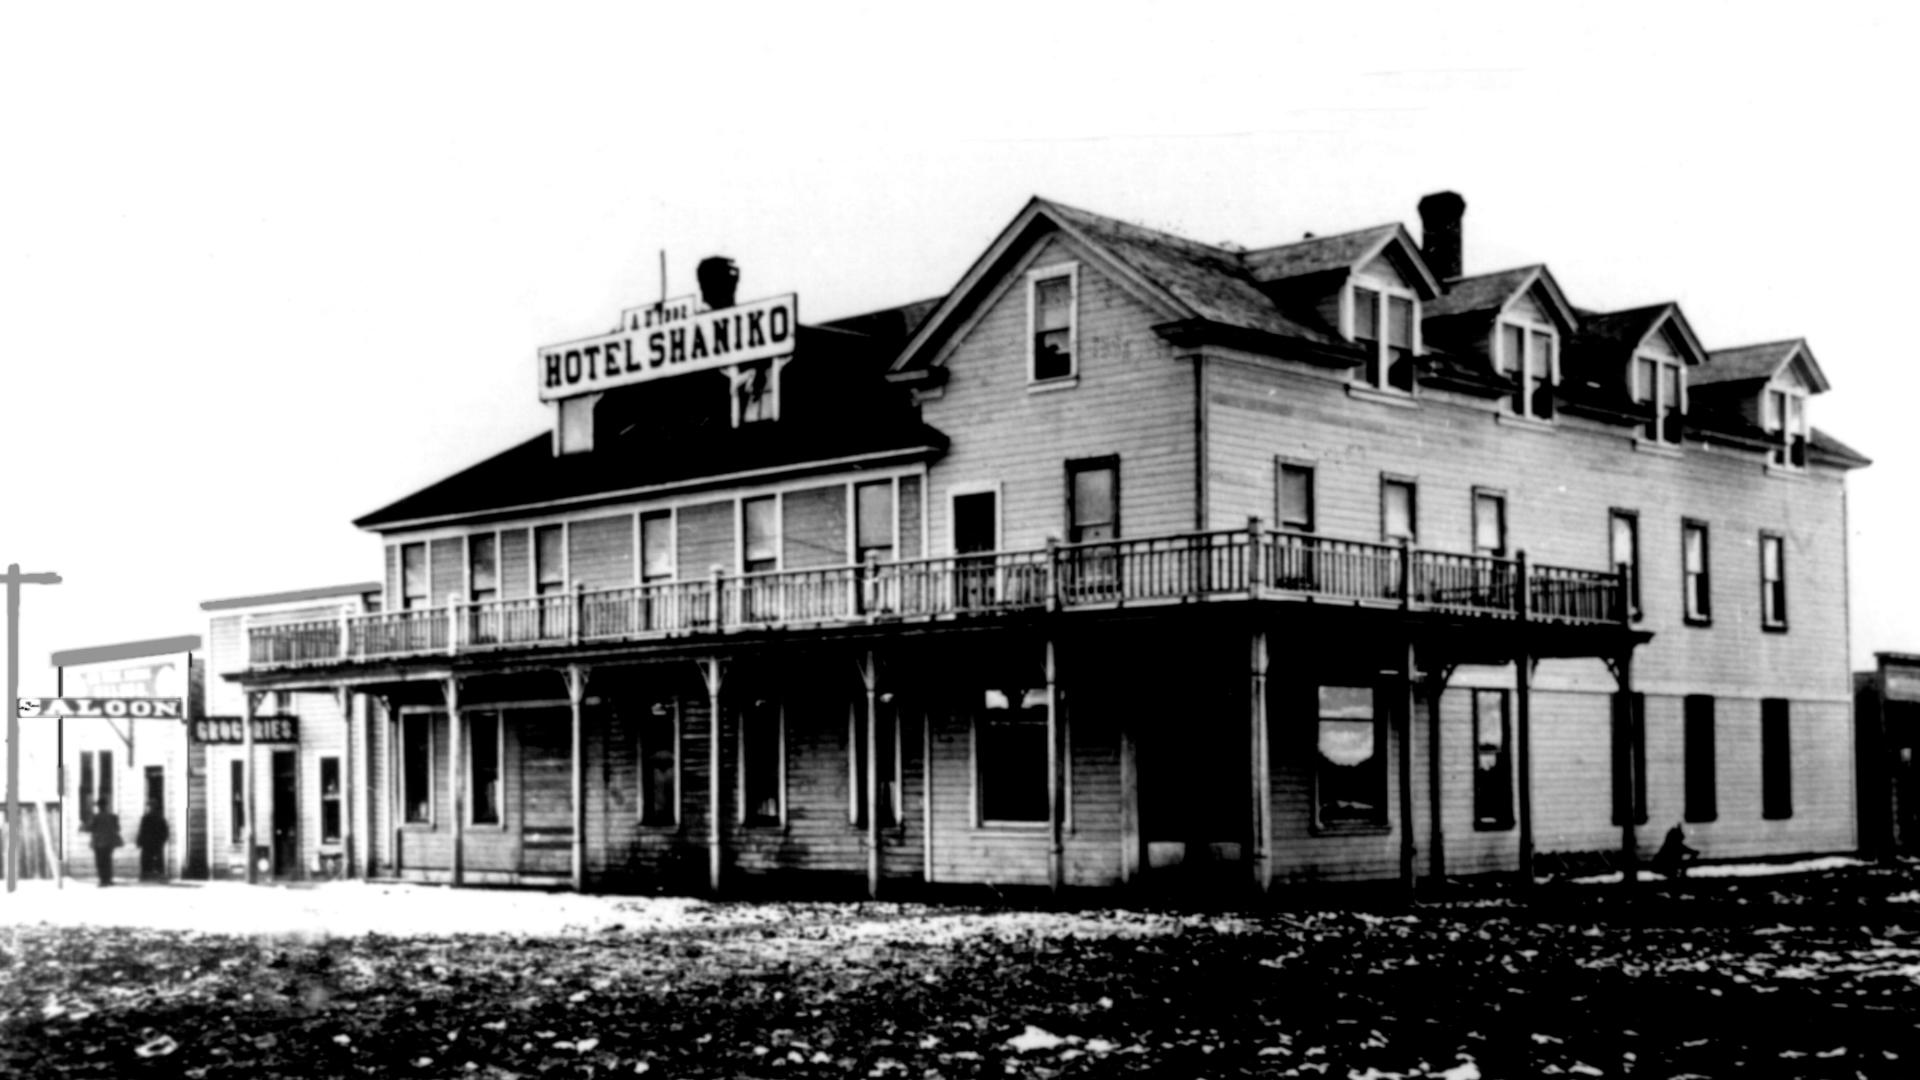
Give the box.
[1633,354,1685,444]
[1497,320,1556,419]
[733,360,776,425]
[1350,284,1417,392]
[1028,264,1078,383]
[1764,387,1808,468]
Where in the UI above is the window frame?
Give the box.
[401,541,429,610]
[1472,688,1514,830]
[1610,509,1642,623]
[948,482,1003,556]
[467,531,499,603]
[80,749,113,832]
[1763,385,1809,468]
[729,357,787,427]
[1683,694,1717,824]
[1026,262,1080,385]
[849,697,904,829]
[741,494,781,575]
[1065,455,1120,544]
[1380,476,1418,544]
[400,710,435,827]
[228,758,244,845]
[639,699,681,828]
[639,510,675,584]
[1761,698,1793,820]
[1346,281,1420,393]
[1632,351,1687,445]
[1312,684,1390,832]
[1276,459,1315,532]
[1759,531,1788,631]
[1611,691,1648,827]
[1682,518,1712,626]
[736,697,786,828]
[973,688,1052,828]
[1472,488,1507,558]
[853,479,897,565]
[1495,315,1558,419]
[467,710,503,828]
[319,755,343,845]
[533,524,567,597]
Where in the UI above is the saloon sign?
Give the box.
[16,697,183,719]
[537,292,797,402]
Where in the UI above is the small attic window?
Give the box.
[1764,387,1808,468]
[729,358,787,427]
[1028,263,1078,384]
[556,394,599,455]
[1349,284,1417,393]
[1496,319,1556,420]
[1632,351,1685,445]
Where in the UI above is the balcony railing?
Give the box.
[247,521,1629,668]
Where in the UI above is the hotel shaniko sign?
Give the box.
[538,292,797,402]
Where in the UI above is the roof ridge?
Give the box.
[1243,221,1400,257]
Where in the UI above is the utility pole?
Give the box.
[6,563,63,894]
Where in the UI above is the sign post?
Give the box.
[5,563,62,894]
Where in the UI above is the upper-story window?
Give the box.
[1028,264,1078,384]
[1350,284,1417,393]
[401,542,428,610]
[534,525,565,596]
[1633,353,1686,444]
[1381,477,1417,544]
[1067,457,1119,542]
[1497,319,1557,419]
[468,534,498,602]
[1682,518,1711,625]
[1760,531,1788,631]
[640,511,674,583]
[1764,387,1808,468]
[854,481,895,564]
[743,496,779,574]
[1277,461,1315,532]
[1610,509,1642,622]
[1472,489,1507,557]
[732,360,778,426]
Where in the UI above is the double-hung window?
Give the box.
[640,512,674,584]
[1066,458,1119,601]
[1634,354,1686,444]
[1381,478,1417,544]
[640,701,679,826]
[1472,688,1513,829]
[1497,319,1557,419]
[1472,490,1506,557]
[1764,389,1808,468]
[1682,519,1711,625]
[468,534,498,602]
[320,756,343,844]
[977,688,1049,825]
[743,496,779,574]
[401,542,429,610]
[469,711,501,826]
[1315,685,1387,828]
[739,698,784,825]
[228,759,244,843]
[1760,532,1787,630]
[401,712,433,825]
[1610,510,1642,621]
[1277,461,1315,532]
[854,481,895,565]
[534,526,565,596]
[1029,265,1077,383]
[1351,285,1417,392]
[850,698,902,828]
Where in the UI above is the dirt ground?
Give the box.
[3,862,1918,1078]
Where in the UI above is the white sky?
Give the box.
[2,0,1915,704]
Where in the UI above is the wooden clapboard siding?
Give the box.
[728,679,859,875]
[1268,678,1405,884]
[429,538,462,605]
[783,485,847,569]
[500,528,530,599]
[294,690,348,876]
[927,701,1049,886]
[678,500,734,578]
[568,515,634,589]
[899,476,923,558]
[206,615,245,718]
[921,233,1195,554]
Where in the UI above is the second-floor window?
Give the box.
[1277,461,1315,532]
[1029,266,1077,383]
[1760,532,1787,630]
[1381,478,1417,544]
[534,525,565,596]
[1351,285,1417,392]
[1067,457,1118,542]
[401,542,428,610]
[1634,354,1685,444]
[855,481,895,564]
[469,534,498,602]
[1682,519,1711,625]
[1472,490,1506,557]
[1610,510,1642,621]
[1497,320,1556,419]
[1764,388,1808,468]
[743,496,779,574]
[640,512,674,583]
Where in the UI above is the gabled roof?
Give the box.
[1241,223,1442,297]
[1696,338,1831,393]
[1809,426,1872,468]
[1425,265,1578,330]
[1568,302,1709,371]
[51,635,202,668]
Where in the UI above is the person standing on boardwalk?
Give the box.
[136,798,169,881]
[86,798,122,887]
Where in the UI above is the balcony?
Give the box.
[246,526,1627,670]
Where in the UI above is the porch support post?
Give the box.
[337,686,355,878]
[1616,651,1638,894]
[1426,669,1446,889]
[1118,707,1140,885]
[1398,638,1417,893]
[566,664,588,893]
[1249,627,1271,892]
[1515,653,1535,886]
[700,657,725,895]
[1045,637,1063,894]
[443,676,463,888]
[857,650,881,899]
[384,696,400,878]
[243,689,258,885]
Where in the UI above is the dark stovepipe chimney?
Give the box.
[1417,191,1466,281]
[696,255,739,310]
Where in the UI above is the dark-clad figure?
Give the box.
[1652,822,1701,880]
[137,799,170,881]
[86,798,122,887]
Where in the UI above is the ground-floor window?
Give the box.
[1315,686,1386,829]
[641,701,679,826]
[229,760,245,844]
[402,712,433,825]
[469,712,501,825]
[1472,689,1512,829]
[1684,695,1717,823]
[79,750,113,830]
[739,699,783,825]
[851,698,902,828]
[1612,692,1648,826]
[320,756,342,844]
[977,689,1048,824]
[1762,698,1792,820]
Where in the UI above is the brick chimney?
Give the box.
[696,256,739,310]
[1417,191,1466,281]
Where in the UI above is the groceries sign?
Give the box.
[191,716,300,745]
[538,293,797,402]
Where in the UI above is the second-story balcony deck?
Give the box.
[247,523,1629,671]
